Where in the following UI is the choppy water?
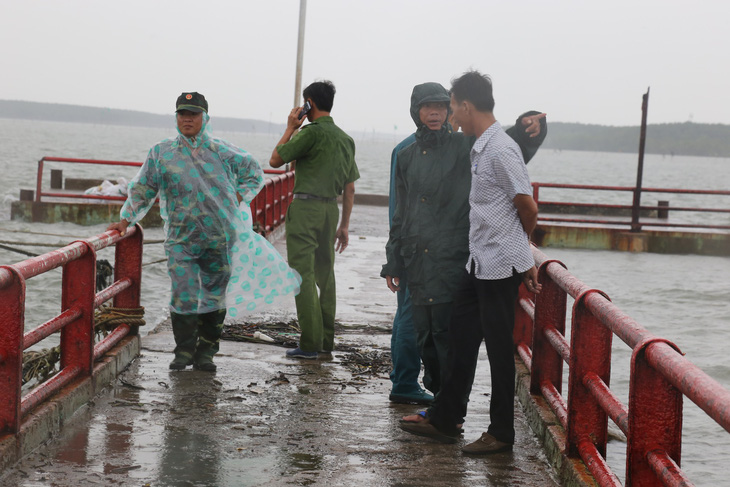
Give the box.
[1,118,729,484]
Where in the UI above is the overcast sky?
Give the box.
[2,0,728,135]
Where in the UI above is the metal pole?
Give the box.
[293,0,307,108]
[631,88,650,232]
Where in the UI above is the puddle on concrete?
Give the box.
[2,332,562,486]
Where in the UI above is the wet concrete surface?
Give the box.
[0,204,561,486]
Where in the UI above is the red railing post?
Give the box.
[567,289,613,458]
[514,285,534,351]
[626,337,683,487]
[0,266,25,434]
[529,260,568,395]
[60,243,96,376]
[258,187,265,229]
[265,183,274,232]
[274,176,282,226]
[249,195,259,229]
[113,225,143,333]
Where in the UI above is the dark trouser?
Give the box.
[412,302,453,396]
[389,278,423,395]
[171,309,226,364]
[428,267,521,444]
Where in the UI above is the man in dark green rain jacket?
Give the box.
[381,82,545,406]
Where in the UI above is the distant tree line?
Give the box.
[2,100,729,157]
[0,100,285,135]
[541,122,730,158]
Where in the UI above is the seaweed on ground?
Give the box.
[221,321,393,379]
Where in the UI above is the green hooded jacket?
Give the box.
[381,82,545,306]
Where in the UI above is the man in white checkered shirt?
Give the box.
[400,70,542,455]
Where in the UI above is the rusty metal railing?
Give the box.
[0,225,143,435]
[532,182,730,231]
[31,156,293,237]
[250,171,295,235]
[514,246,730,486]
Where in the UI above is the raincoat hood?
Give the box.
[176,112,211,149]
[410,82,451,148]
[410,82,450,127]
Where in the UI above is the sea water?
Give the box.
[0,118,729,484]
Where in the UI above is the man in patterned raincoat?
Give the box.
[108,92,300,372]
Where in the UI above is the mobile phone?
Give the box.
[298,101,312,120]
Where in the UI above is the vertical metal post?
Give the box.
[113,225,143,335]
[293,0,307,108]
[627,338,683,486]
[631,88,650,232]
[567,290,613,458]
[276,177,284,226]
[266,183,274,233]
[513,285,534,352]
[286,0,307,174]
[61,243,96,376]
[0,266,24,434]
[529,260,568,395]
[36,159,44,203]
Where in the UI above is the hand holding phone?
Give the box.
[298,101,312,120]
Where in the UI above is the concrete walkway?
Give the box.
[0,203,562,486]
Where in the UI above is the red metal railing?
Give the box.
[32,157,294,236]
[0,225,143,435]
[35,157,142,203]
[250,171,295,234]
[2,158,294,434]
[532,182,730,231]
[514,245,730,486]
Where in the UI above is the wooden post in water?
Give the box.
[631,88,650,232]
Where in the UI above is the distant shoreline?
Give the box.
[2,100,729,158]
[0,99,286,136]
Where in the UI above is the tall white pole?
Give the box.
[293,0,307,108]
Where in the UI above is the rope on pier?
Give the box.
[21,305,145,386]
[142,258,167,267]
[94,306,147,334]
[0,242,38,257]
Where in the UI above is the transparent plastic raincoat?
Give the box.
[121,113,301,316]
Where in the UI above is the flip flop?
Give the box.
[399,410,428,424]
[399,411,463,432]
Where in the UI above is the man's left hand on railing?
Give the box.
[522,265,542,294]
[107,219,130,237]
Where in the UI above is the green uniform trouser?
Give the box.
[285,198,339,353]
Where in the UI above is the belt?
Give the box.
[293,193,336,202]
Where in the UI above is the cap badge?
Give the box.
[185,94,193,100]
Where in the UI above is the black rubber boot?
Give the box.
[170,312,199,370]
[193,309,226,372]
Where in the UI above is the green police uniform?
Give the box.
[276,116,359,352]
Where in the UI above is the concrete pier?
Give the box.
[0,203,599,486]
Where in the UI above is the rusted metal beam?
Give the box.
[632,88,650,232]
